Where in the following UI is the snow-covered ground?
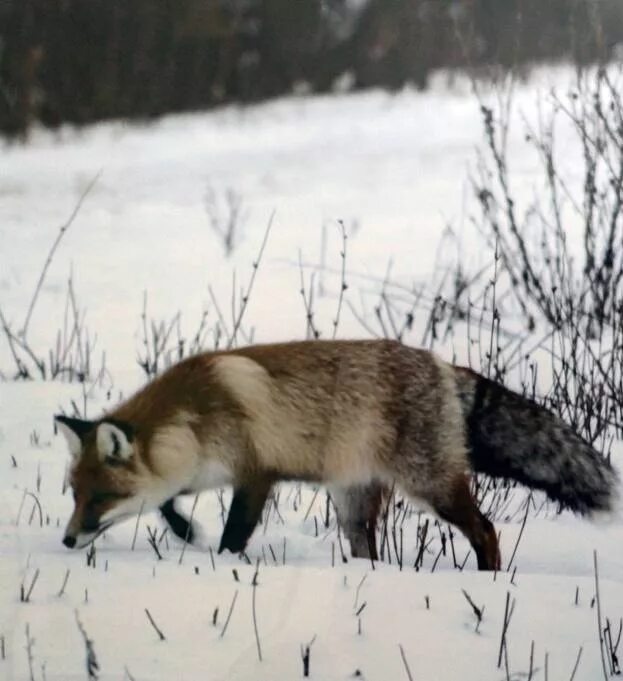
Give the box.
[1,67,622,680]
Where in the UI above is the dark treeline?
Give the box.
[1,0,622,137]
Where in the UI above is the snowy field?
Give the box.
[1,67,623,680]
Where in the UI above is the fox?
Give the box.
[54,339,618,570]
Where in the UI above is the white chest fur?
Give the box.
[192,460,234,491]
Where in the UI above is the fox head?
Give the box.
[55,415,156,549]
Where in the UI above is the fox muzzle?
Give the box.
[62,519,114,550]
[62,535,77,548]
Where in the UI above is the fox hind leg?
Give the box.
[330,483,383,560]
[429,475,500,571]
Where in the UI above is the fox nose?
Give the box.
[63,535,76,549]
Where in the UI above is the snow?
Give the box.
[1,66,622,680]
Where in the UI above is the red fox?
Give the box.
[55,339,618,570]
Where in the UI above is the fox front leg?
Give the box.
[159,497,197,544]
[218,477,273,554]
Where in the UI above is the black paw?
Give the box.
[160,499,197,544]
[217,524,251,554]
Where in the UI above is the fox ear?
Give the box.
[54,415,95,459]
[96,421,134,463]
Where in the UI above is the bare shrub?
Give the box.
[469,64,623,447]
[137,212,273,379]
[0,173,108,384]
[205,184,247,257]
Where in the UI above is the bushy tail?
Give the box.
[453,367,619,515]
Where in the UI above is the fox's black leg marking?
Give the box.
[218,489,258,554]
[159,498,196,544]
[218,480,272,554]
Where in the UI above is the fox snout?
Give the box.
[62,535,77,549]
[62,502,114,549]
[62,531,95,550]
[62,518,114,550]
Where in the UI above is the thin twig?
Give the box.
[24,624,35,681]
[131,500,145,551]
[146,526,163,560]
[497,591,515,669]
[462,589,484,633]
[144,609,166,641]
[74,610,99,679]
[15,489,27,526]
[227,210,274,349]
[300,635,316,678]
[178,494,199,565]
[398,644,414,681]
[568,645,583,681]
[527,640,535,681]
[21,569,40,603]
[594,550,609,681]
[220,590,239,639]
[57,569,70,597]
[302,487,321,522]
[506,493,532,571]
[251,559,262,662]
[354,574,367,611]
[22,170,102,338]
[332,220,348,338]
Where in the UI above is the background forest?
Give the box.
[2,0,623,137]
